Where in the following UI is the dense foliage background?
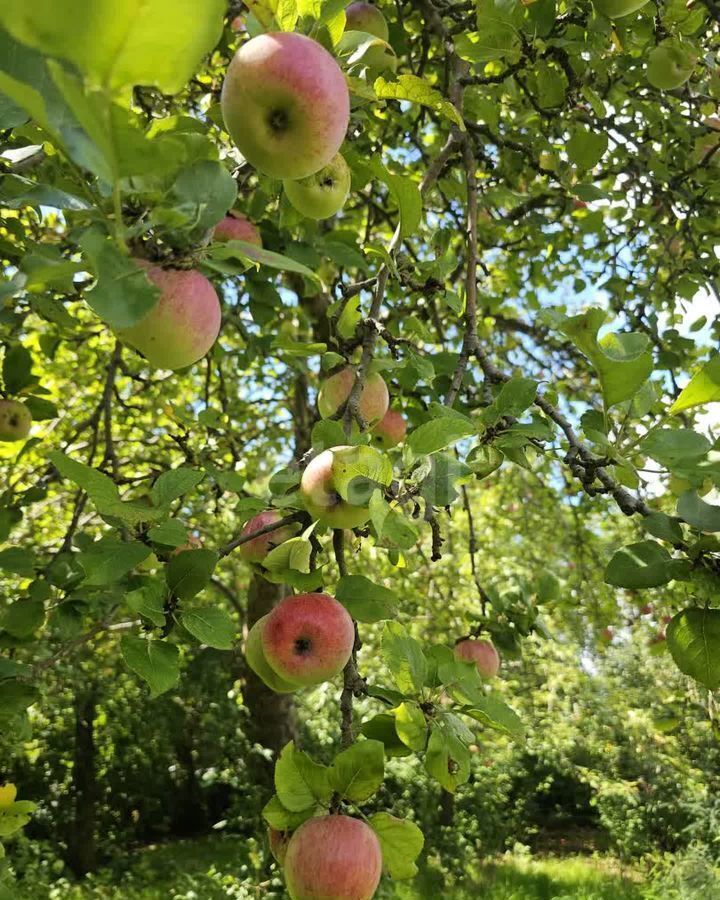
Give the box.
[0,0,719,896]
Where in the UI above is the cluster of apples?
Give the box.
[270,814,382,900]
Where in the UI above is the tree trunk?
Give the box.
[439,789,455,827]
[242,574,298,786]
[66,685,98,876]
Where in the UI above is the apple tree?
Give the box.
[0,0,719,895]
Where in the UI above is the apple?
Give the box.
[284,153,351,220]
[213,212,262,246]
[345,2,389,40]
[318,367,389,425]
[337,31,397,75]
[0,400,32,442]
[300,446,374,529]
[221,33,350,179]
[268,827,291,866]
[646,41,696,91]
[238,510,299,564]
[245,614,301,693]
[262,592,354,686]
[118,264,221,370]
[592,0,649,16]
[284,815,382,900]
[371,409,406,449]
[454,638,500,678]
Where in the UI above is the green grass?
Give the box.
[18,834,650,899]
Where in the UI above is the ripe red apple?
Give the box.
[0,400,32,441]
[454,638,500,678]
[262,593,354,686]
[300,446,373,529]
[238,510,298,564]
[118,264,221,370]
[345,2,389,40]
[268,827,291,866]
[213,212,262,246]
[245,614,301,693]
[318,367,389,425]
[593,0,649,16]
[221,33,350,179]
[284,815,382,900]
[371,409,406,449]
[284,153,351,220]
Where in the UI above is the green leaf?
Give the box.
[0,681,38,725]
[207,240,322,286]
[262,794,318,831]
[78,229,159,329]
[667,607,720,690]
[407,416,476,457]
[328,739,384,802]
[331,445,393,505]
[263,537,312,576]
[1,600,45,638]
[0,174,90,210]
[180,607,235,650]
[394,701,428,751]
[420,454,472,507]
[368,813,424,880]
[151,468,204,507]
[275,742,332,812]
[670,355,720,415]
[640,429,710,469]
[455,25,521,64]
[495,377,538,418]
[125,579,167,627]
[0,547,36,577]
[604,540,690,589]
[166,549,218,601]
[424,725,471,793]
[376,509,419,551]
[642,512,684,544]
[2,345,33,395]
[560,309,653,410]
[677,492,720,533]
[567,128,608,170]
[374,74,464,129]
[463,693,524,739]
[367,157,423,242]
[170,161,237,233]
[147,520,190,547]
[360,714,412,758]
[0,0,225,94]
[336,575,398,623]
[120,636,179,697]
[78,537,150,586]
[381,622,427,695]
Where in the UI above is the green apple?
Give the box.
[345,2,389,40]
[284,154,351,220]
[647,41,696,91]
[0,400,32,442]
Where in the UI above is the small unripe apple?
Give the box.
[318,367,389,425]
[245,614,301,693]
[0,400,32,442]
[284,154,351,220]
[118,264,221,370]
[262,592,354,686]
[647,41,696,91]
[454,638,500,678]
[345,2,389,40]
[371,409,406,449]
[284,815,382,900]
[221,33,350,179]
[300,446,373,529]
[213,212,262,246]
[238,510,298,564]
[592,0,649,15]
[268,827,291,866]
